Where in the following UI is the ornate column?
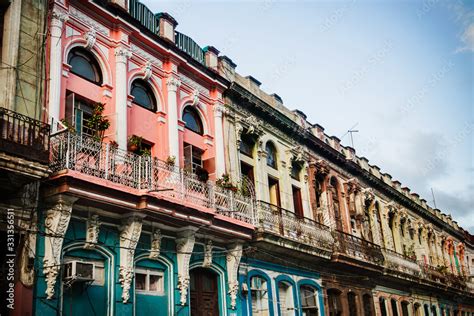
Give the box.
[48,9,68,131]
[176,230,195,305]
[226,243,243,310]
[119,214,143,303]
[166,76,181,163]
[43,195,77,299]
[115,46,132,150]
[213,102,226,177]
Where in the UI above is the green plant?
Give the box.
[140,148,151,156]
[195,166,209,182]
[128,135,142,149]
[216,174,238,191]
[85,102,110,141]
[166,156,176,166]
[60,119,76,133]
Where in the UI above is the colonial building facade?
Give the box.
[0,0,473,315]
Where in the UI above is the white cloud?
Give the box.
[457,23,474,52]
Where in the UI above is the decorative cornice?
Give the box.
[69,6,109,36]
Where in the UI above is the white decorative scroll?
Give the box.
[43,195,77,299]
[202,241,213,268]
[119,214,143,303]
[149,229,162,259]
[176,231,195,305]
[69,6,109,36]
[19,212,37,287]
[84,214,101,249]
[226,243,243,310]
[143,61,152,81]
[192,89,200,106]
[84,28,96,50]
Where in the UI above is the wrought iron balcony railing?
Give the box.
[0,107,50,164]
[382,248,421,276]
[417,261,467,289]
[332,230,385,265]
[255,200,334,253]
[50,132,254,224]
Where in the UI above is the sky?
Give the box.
[143,0,474,232]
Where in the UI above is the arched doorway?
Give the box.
[190,268,219,316]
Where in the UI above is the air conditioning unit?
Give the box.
[63,261,94,282]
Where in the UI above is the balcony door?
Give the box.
[190,268,219,316]
[268,176,283,233]
[292,185,304,218]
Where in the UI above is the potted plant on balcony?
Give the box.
[109,140,119,150]
[166,155,176,167]
[128,135,142,152]
[85,102,110,141]
[195,166,209,182]
[216,174,238,192]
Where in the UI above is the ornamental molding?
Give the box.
[115,46,132,64]
[287,145,307,164]
[43,195,77,299]
[83,28,96,50]
[69,6,109,36]
[130,44,163,67]
[226,243,243,310]
[202,241,213,268]
[119,214,143,303]
[51,8,69,27]
[179,73,210,97]
[142,61,153,81]
[362,188,375,205]
[344,178,360,194]
[149,229,162,259]
[192,89,200,106]
[166,76,181,92]
[19,211,37,287]
[84,214,101,249]
[176,231,196,305]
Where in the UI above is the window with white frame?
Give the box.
[250,276,270,316]
[134,268,164,295]
[300,285,319,316]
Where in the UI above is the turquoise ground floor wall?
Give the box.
[31,211,240,316]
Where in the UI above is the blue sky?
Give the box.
[143,0,473,232]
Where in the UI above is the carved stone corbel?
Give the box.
[202,240,213,268]
[176,231,196,305]
[149,229,162,259]
[84,214,101,249]
[119,214,144,303]
[84,28,97,50]
[43,195,77,299]
[142,61,152,81]
[226,243,243,310]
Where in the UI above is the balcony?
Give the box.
[0,107,50,164]
[332,230,385,267]
[50,131,254,224]
[418,262,467,289]
[382,248,421,277]
[255,201,334,254]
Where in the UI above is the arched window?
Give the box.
[391,299,399,316]
[348,292,358,316]
[250,276,270,316]
[183,106,204,135]
[240,133,255,157]
[131,79,156,111]
[67,47,102,84]
[330,177,343,231]
[266,142,277,169]
[327,289,342,316]
[277,281,295,316]
[401,301,410,316]
[375,202,385,246]
[363,294,374,316]
[300,285,319,315]
[379,297,387,316]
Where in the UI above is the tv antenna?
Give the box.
[340,123,359,148]
[431,188,437,208]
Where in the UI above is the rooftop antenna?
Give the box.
[347,129,359,149]
[431,188,437,208]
